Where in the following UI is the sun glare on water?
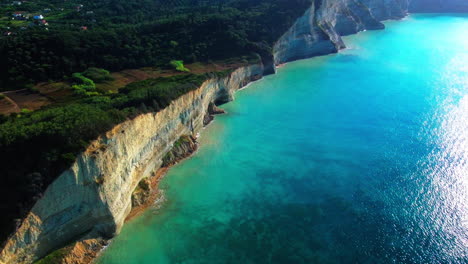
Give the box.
[417,51,468,259]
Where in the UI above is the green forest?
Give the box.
[0,73,210,241]
[0,0,313,244]
[0,0,311,90]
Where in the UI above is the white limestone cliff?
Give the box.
[1,0,419,263]
[273,0,409,65]
[0,65,264,264]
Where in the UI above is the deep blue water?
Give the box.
[98,14,468,263]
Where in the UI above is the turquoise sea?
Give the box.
[98,14,468,263]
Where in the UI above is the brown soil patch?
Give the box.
[96,60,248,93]
[0,59,250,115]
[36,82,69,94]
[35,82,75,103]
[96,67,166,92]
[4,90,51,111]
[0,97,20,115]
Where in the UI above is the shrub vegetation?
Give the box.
[0,74,209,241]
[82,68,114,83]
[170,60,190,72]
[0,0,313,244]
[0,0,311,91]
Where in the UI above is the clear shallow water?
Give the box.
[98,14,468,264]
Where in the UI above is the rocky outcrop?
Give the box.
[161,135,198,167]
[131,178,152,208]
[360,0,409,20]
[319,0,384,36]
[203,102,226,126]
[273,0,409,65]
[272,0,464,66]
[272,3,341,65]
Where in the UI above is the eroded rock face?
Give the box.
[0,64,264,264]
[273,3,340,66]
[131,178,152,208]
[204,102,227,126]
[161,135,198,167]
[360,0,409,20]
[273,0,409,65]
[5,0,448,262]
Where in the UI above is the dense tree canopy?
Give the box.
[0,0,311,90]
[0,73,209,241]
[0,0,312,244]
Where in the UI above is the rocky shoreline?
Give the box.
[55,136,202,264]
[68,114,223,263]
[3,0,461,263]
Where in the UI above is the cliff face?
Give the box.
[0,65,264,264]
[273,0,409,65]
[272,3,341,66]
[4,0,461,263]
[272,0,465,66]
[360,0,409,20]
